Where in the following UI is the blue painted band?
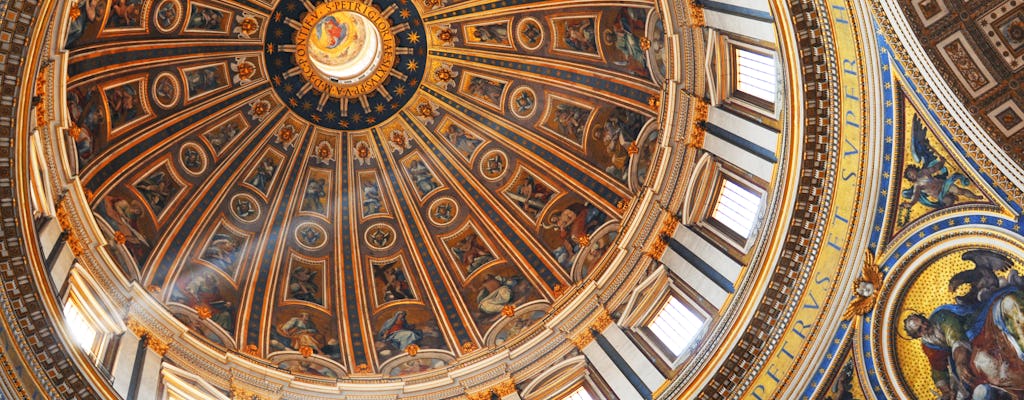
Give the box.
[593,330,653,399]
[706,123,778,164]
[700,0,774,22]
[666,238,736,293]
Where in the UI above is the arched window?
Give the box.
[560,385,595,400]
[647,296,704,357]
[62,298,99,354]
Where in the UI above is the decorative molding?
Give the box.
[645,212,681,259]
[688,0,706,27]
[568,329,594,350]
[687,98,709,148]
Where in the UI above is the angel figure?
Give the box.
[900,115,981,217]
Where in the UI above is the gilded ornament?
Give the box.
[574,234,590,247]
[113,231,127,245]
[243,344,259,356]
[648,94,661,109]
[354,363,371,373]
[688,0,706,27]
[405,344,420,356]
[493,379,516,396]
[591,309,613,332]
[146,285,161,293]
[569,329,593,350]
[552,284,565,298]
[616,199,629,213]
[640,37,651,51]
[195,304,213,319]
[466,390,491,400]
[68,123,83,140]
[231,386,261,400]
[417,103,434,118]
[236,16,259,37]
[501,304,516,317]
[627,141,640,155]
[299,345,314,358]
[148,337,169,356]
[843,250,883,319]
[434,68,453,83]
[125,318,147,339]
[462,342,479,352]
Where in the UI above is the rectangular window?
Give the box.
[647,297,704,356]
[735,48,777,104]
[711,179,762,239]
[63,300,99,354]
[561,386,595,400]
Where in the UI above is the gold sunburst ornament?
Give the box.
[844,250,884,319]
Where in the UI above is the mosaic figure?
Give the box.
[450,232,495,274]
[604,8,649,76]
[204,120,242,153]
[507,174,554,219]
[106,0,142,27]
[407,160,440,196]
[135,170,180,216]
[288,265,321,304]
[105,83,141,130]
[377,311,422,353]
[247,156,279,192]
[361,178,383,216]
[187,5,225,31]
[557,17,597,54]
[374,261,414,302]
[594,107,646,180]
[442,123,482,157]
[900,115,982,218]
[301,178,327,213]
[470,22,509,45]
[201,232,243,274]
[542,203,607,269]
[186,66,226,97]
[902,250,1024,399]
[476,274,525,315]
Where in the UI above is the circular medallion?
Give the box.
[479,150,508,181]
[428,197,458,227]
[365,223,396,250]
[265,0,427,131]
[179,142,207,175]
[509,87,537,119]
[153,0,183,33]
[152,72,181,109]
[295,222,328,250]
[230,194,261,222]
[516,18,544,51]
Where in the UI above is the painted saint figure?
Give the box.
[288,266,321,304]
[377,311,422,353]
[301,178,327,213]
[279,312,325,354]
[903,250,1024,399]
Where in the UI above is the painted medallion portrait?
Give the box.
[888,247,1024,399]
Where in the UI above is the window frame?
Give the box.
[619,267,713,369]
[638,291,709,366]
[697,166,766,255]
[708,33,782,124]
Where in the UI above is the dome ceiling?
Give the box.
[64,0,667,378]
[884,0,1024,165]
